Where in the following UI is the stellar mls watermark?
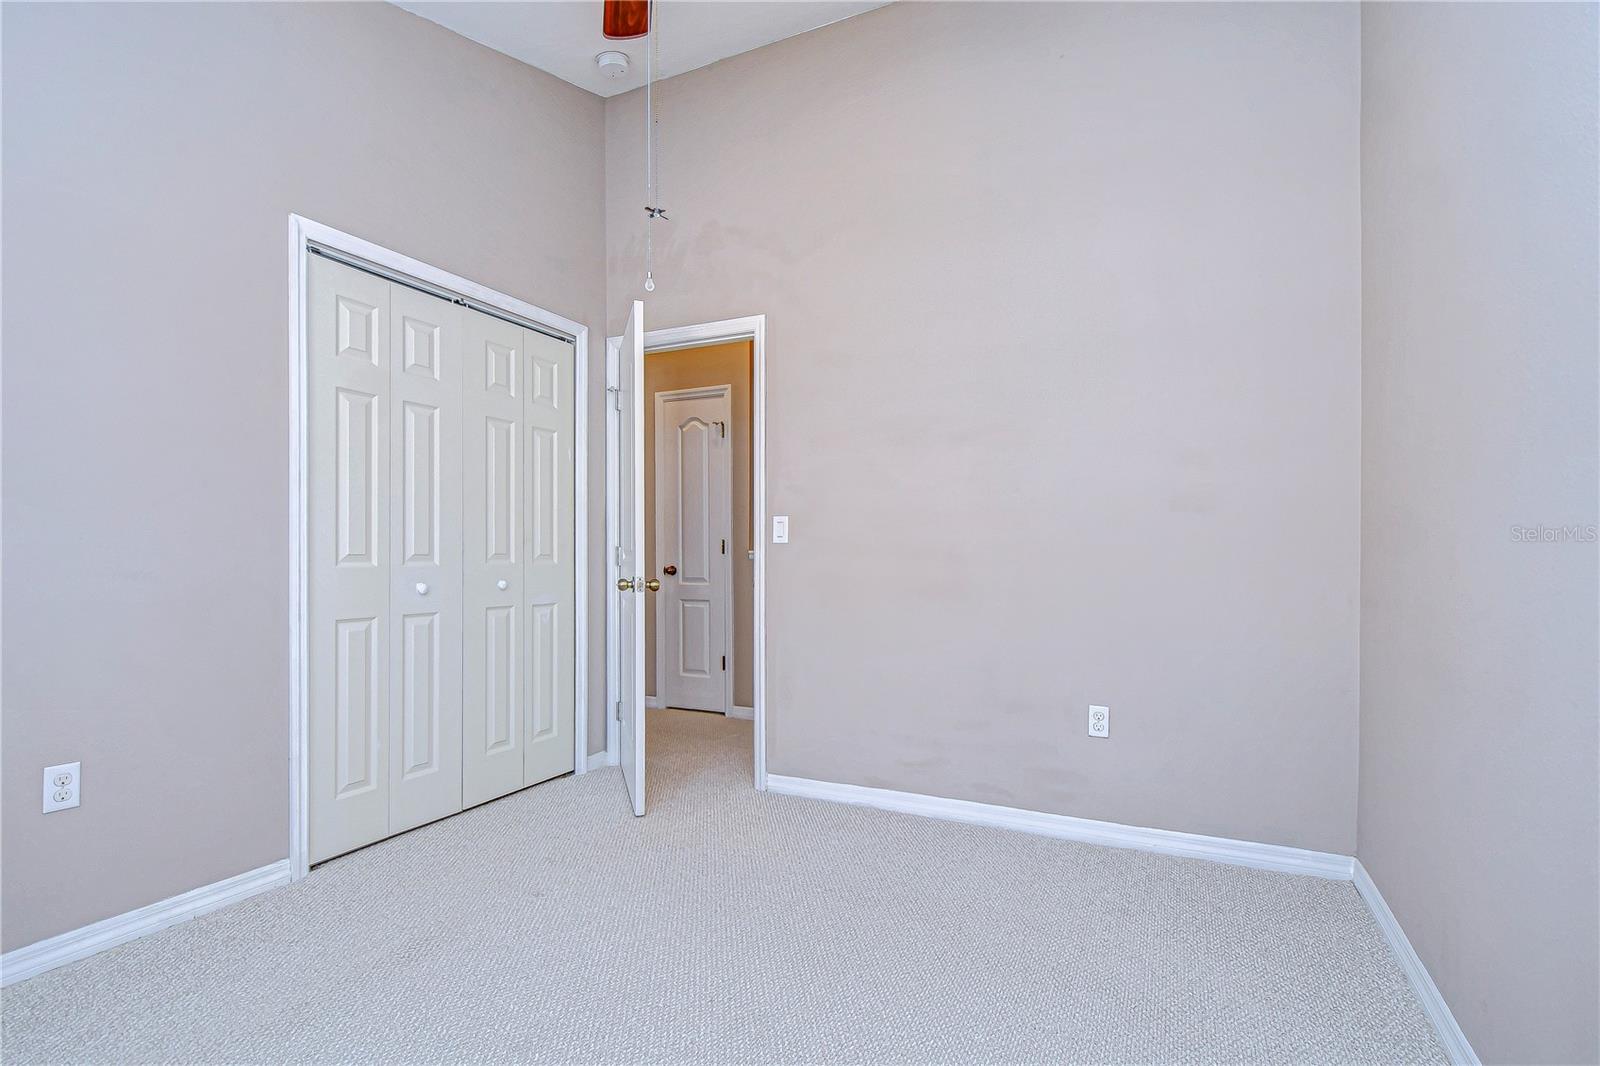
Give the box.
[1510,524,1598,543]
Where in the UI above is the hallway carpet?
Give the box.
[2,709,1443,1063]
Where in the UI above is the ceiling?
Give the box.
[393,1,892,98]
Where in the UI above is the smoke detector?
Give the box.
[596,51,630,81]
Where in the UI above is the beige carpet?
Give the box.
[2,709,1443,1064]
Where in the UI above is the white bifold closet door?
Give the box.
[387,283,464,835]
[309,256,397,862]
[308,255,573,865]
[461,308,575,808]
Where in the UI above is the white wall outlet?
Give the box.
[43,761,81,812]
[772,515,789,543]
[1088,705,1110,738]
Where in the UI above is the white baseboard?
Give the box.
[1354,860,1479,1064]
[763,774,1474,1061]
[0,860,292,988]
[586,749,616,771]
[646,701,753,720]
[764,774,1354,880]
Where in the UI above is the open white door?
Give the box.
[617,301,647,816]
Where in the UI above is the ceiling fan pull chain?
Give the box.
[643,2,664,294]
[643,7,654,293]
[653,10,663,220]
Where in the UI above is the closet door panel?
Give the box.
[388,284,464,834]
[523,328,576,786]
[308,256,392,864]
[463,309,527,807]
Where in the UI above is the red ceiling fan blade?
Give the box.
[603,0,649,40]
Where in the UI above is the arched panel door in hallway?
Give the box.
[654,385,732,714]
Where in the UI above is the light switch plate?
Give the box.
[772,515,789,543]
[43,761,80,813]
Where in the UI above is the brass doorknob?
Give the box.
[616,578,635,592]
[662,565,677,575]
[644,578,661,592]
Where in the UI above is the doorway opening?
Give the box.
[606,315,767,812]
[647,346,753,719]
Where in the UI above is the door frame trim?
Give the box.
[652,383,734,715]
[605,315,768,790]
[287,214,590,880]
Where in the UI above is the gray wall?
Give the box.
[11,13,1590,1060]
[1358,4,1600,1063]
[607,2,1363,852]
[0,2,607,952]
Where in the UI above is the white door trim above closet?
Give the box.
[288,214,589,881]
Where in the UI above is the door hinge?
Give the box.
[721,655,727,671]
[615,700,623,720]
[721,539,726,555]
[607,385,622,410]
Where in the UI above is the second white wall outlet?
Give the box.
[772,515,789,543]
[1088,705,1110,738]
[43,761,81,812]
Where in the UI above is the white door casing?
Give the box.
[655,386,732,714]
[617,301,647,817]
[387,283,465,835]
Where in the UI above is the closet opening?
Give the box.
[645,342,754,723]
[287,215,590,878]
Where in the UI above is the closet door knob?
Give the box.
[497,579,509,591]
[415,583,429,595]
